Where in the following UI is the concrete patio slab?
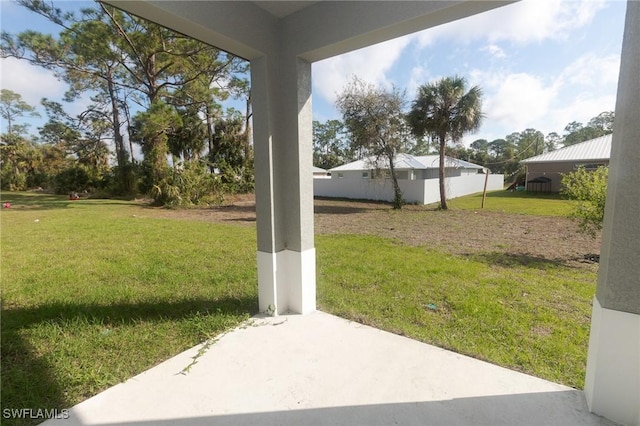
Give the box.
[45,311,615,426]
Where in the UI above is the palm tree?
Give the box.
[408,76,483,210]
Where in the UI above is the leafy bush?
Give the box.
[561,166,608,237]
[218,160,254,194]
[152,161,224,207]
[0,163,27,191]
[52,165,93,194]
[104,163,137,196]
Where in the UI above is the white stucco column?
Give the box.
[251,53,316,315]
[584,2,640,425]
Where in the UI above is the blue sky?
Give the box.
[1,0,627,146]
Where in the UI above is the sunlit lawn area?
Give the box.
[447,190,575,216]
[317,235,595,389]
[1,191,596,425]
[1,193,258,425]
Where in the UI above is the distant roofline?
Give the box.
[520,134,612,164]
[521,157,610,164]
[330,153,484,172]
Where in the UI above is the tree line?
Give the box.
[328,75,483,210]
[1,1,614,211]
[0,0,252,206]
[315,74,613,209]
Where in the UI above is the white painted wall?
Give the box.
[314,174,504,204]
[441,174,504,200]
[314,177,402,202]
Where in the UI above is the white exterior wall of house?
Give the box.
[314,173,504,204]
[416,168,471,179]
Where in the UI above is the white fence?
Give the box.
[314,174,504,204]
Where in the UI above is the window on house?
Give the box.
[337,172,344,179]
[362,172,369,179]
[371,169,390,179]
[575,163,606,171]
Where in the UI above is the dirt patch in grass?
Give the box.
[140,194,601,270]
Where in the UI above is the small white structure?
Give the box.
[314,153,504,204]
[521,135,612,192]
[312,166,330,179]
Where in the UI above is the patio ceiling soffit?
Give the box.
[101,1,511,62]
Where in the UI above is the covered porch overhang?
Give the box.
[98,2,640,425]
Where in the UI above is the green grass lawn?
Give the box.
[316,235,595,389]
[1,193,258,425]
[447,190,575,216]
[1,191,596,425]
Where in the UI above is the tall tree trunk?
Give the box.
[243,91,252,166]
[206,102,215,173]
[106,74,129,191]
[387,152,403,209]
[122,101,135,164]
[439,136,448,210]
[145,53,169,186]
[107,74,124,165]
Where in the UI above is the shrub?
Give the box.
[218,160,254,194]
[52,166,92,194]
[561,166,608,237]
[152,162,224,207]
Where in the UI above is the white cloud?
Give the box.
[469,52,618,142]
[0,57,66,107]
[557,53,620,87]
[415,0,606,46]
[471,70,560,131]
[312,36,411,105]
[481,44,507,59]
[406,65,435,100]
[546,92,616,134]
[1,57,97,135]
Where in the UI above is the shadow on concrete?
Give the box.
[58,390,613,426]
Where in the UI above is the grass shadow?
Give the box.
[462,251,572,270]
[479,191,567,201]
[0,331,67,426]
[313,197,388,214]
[1,297,257,425]
[215,204,256,214]
[2,297,256,329]
[0,192,139,211]
[223,217,256,224]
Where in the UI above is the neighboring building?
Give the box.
[314,153,504,204]
[312,166,331,179]
[521,134,612,192]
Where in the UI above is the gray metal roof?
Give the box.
[521,134,612,164]
[330,153,484,172]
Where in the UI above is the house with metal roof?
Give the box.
[312,166,330,179]
[521,134,612,192]
[314,153,504,204]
